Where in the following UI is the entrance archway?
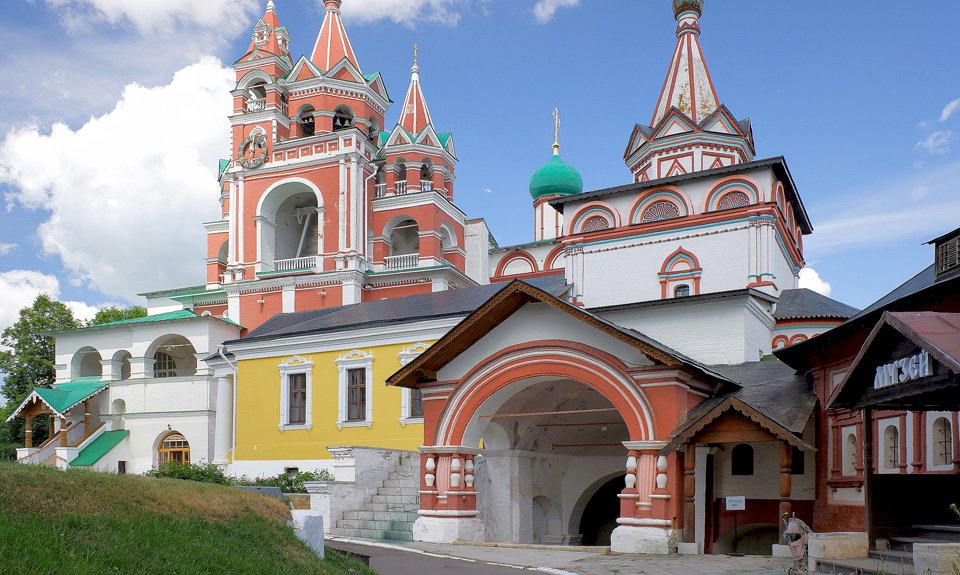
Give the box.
[577,475,624,546]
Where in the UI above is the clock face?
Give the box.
[237,133,267,169]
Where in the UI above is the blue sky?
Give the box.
[1,0,959,331]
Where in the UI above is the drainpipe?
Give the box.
[362,164,380,259]
[218,344,238,462]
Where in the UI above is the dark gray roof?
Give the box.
[773,288,859,320]
[547,156,813,234]
[233,275,570,344]
[683,360,815,435]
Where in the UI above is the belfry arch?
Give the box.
[256,178,325,272]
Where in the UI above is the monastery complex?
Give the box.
[9,0,960,566]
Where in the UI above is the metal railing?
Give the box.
[384,253,420,271]
[274,256,317,271]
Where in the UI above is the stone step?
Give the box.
[376,486,419,497]
[370,494,418,505]
[382,479,415,489]
[816,557,915,575]
[330,527,414,542]
[869,549,913,564]
[342,510,377,521]
[337,519,412,532]
[361,503,418,514]
[913,524,960,542]
[889,536,953,552]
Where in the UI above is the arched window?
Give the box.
[581,216,609,233]
[420,164,432,191]
[158,432,190,467]
[731,444,754,476]
[842,432,858,476]
[673,284,691,298]
[883,425,899,470]
[333,107,354,131]
[717,191,750,210]
[154,352,177,379]
[933,417,953,467]
[641,201,681,223]
[298,107,315,137]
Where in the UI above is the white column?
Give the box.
[228,178,238,265]
[350,156,360,253]
[238,175,246,267]
[213,375,234,465]
[338,158,347,255]
[282,283,296,313]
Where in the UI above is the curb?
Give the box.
[325,536,580,575]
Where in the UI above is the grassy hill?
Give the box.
[0,462,374,575]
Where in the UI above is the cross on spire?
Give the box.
[552,107,561,156]
[413,43,419,66]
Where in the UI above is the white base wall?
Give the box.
[610,524,676,554]
[226,459,335,479]
[413,516,485,543]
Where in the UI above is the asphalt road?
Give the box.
[325,539,531,575]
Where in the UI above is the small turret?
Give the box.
[530,109,582,240]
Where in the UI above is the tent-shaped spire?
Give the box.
[398,44,434,134]
[651,0,720,126]
[244,0,290,58]
[311,0,361,73]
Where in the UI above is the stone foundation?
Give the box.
[806,532,868,572]
[913,543,960,575]
[610,524,676,555]
[413,516,485,543]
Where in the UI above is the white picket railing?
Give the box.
[395,180,407,195]
[375,183,387,198]
[384,253,420,271]
[246,98,266,112]
[274,256,317,271]
[421,180,433,192]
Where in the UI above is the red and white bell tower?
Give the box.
[192,1,475,331]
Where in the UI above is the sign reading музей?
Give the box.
[828,311,960,412]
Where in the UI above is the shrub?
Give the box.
[951,503,960,522]
[146,460,234,485]
[236,469,334,493]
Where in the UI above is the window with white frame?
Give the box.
[399,343,429,426]
[841,428,858,476]
[336,350,373,429]
[882,424,899,471]
[278,356,313,431]
[931,415,954,468]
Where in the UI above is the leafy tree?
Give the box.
[89,305,146,326]
[0,295,79,459]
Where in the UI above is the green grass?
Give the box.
[0,462,375,575]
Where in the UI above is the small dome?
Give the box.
[529,155,583,200]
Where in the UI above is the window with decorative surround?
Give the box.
[278,356,313,431]
[399,343,429,426]
[931,415,953,468]
[717,191,750,210]
[581,215,609,233]
[641,201,681,223]
[882,424,899,471]
[336,350,374,429]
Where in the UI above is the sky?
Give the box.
[1,0,959,335]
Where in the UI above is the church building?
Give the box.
[12,0,921,557]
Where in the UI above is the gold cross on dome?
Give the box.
[553,107,561,154]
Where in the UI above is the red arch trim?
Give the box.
[433,341,655,446]
[493,251,539,277]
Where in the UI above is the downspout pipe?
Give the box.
[218,344,239,462]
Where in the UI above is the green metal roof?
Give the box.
[529,154,584,200]
[218,159,230,179]
[437,133,451,147]
[34,378,108,414]
[84,309,199,328]
[70,430,129,467]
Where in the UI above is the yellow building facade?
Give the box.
[234,341,431,466]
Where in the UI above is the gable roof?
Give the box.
[774,288,859,320]
[233,275,570,345]
[7,377,110,421]
[826,311,960,410]
[386,279,734,389]
[660,360,816,454]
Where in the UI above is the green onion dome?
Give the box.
[528,154,583,200]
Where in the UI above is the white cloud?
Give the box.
[916,130,954,155]
[941,98,960,123]
[339,0,464,27]
[533,0,580,23]
[44,0,259,35]
[0,58,231,302]
[0,243,16,255]
[0,270,99,334]
[805,160,960,255]
[798,268,832,297]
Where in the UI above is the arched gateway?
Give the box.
[386,280,732,553]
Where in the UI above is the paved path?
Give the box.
[325,537,795,575]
